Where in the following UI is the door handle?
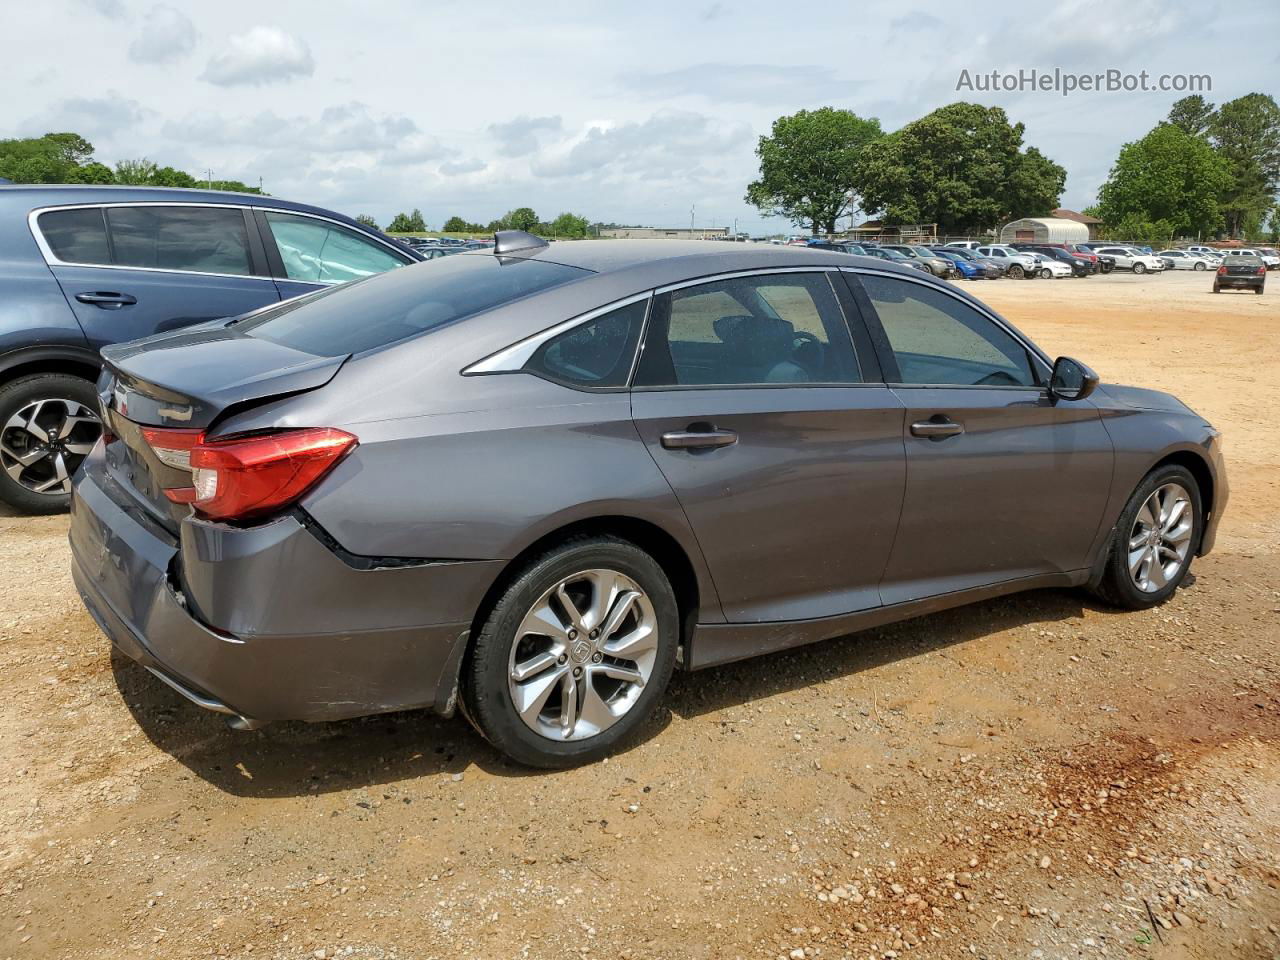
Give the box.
[910,417,964,439]
[661,428,738,450]
[75,292,138,309]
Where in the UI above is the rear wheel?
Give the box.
[462,536,679,768]
[0,373,102,514]
[1092,465,1201,610]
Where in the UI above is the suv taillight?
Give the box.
[142,427,357,520]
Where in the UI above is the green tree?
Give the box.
[854,103,1064,234]
[1210,93,1280,237]
[745,107,883,234]
[1267,207,1280,243]
[1167,95,1216,138]
[354,214,380,230]
[1095,122,1231,238]
[65,161,116,184]
[549,212,589,238]
[1100,213,1178,245]
[0,132,98,183]
[504,207,540,232]
[386,208,427,233]
[442,215,469,232]
[150,166,198,188]
[114,157,158,184]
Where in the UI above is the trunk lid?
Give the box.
[98,324,348,531]
[1223,261,1263,276]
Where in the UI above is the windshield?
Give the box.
[237,254,590,356]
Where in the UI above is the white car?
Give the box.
[945,241,986,251]
[974,244,1040,278]
[1156,250,1216,271]
[1224,248,1280,270]
[1185,245,1220,259]
[1033,256,1074,278]
[1092,246,1166,274]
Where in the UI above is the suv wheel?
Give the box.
[1133,262,1147,274]
[462,536,679,768]
[0,374,102,514]
[1007,264,1024,279]
[1091,465,1201,610]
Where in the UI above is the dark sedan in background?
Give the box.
[0,185,421,513]
[71,234,1226,767]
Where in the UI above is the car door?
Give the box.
[34,204,281,350]
[253,209,414,301]
[847,270,1113,605]
[629,268,906,624]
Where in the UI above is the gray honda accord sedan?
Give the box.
[70,231,1227,767]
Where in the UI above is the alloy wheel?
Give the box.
[1127,482,1194,593]
[507,568,658,742]
[0,397,101,496]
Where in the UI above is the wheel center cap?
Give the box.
[570,639,593,663]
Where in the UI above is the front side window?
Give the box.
[107,205,253,276]
[264,212,407,283]
[860,274,1036,387]
[524,298,648,388]
[635,272,860,387]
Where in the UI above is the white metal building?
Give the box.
[999,217,1091,244]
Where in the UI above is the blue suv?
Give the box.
[0,185,421,513]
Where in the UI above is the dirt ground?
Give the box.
[2,268,1277,960]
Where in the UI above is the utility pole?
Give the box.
[690,204,695,237]
[205,168,213,189]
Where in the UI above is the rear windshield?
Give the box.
[235,253,589,355]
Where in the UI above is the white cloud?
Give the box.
[163,103,417,153]
[26,92,146,139]
[76,0,128,18]
[620,64,844,106]
[487,116,563,157]
[128,5,197,64]
[439,158,488,176]
[201,26,313,86]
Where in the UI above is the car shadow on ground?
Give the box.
[113,586,1102,799]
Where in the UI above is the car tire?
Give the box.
[1039,267,1052,279]
[1212,285,1221,293]
[1007,264,1024,279]
[461,535,679,768]
[1257,287,1265,294]
[0,373,103,515]
[1091,464,1202,611]
[1193,261,1206,271]
[1133,262,1146,274]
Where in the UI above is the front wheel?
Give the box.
[462,537,679,768]
[0,373,103,514]
[1007,264,1024,279]
[1091,465,1201,610]
[1193,261,1206,271]
[1039,267,1053,279]
[1133,262,1147,274]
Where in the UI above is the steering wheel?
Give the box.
[975,369,1022,386]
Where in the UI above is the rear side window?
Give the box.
[37,208,110,264]
[264,211,407,283]
[635,272,861,387]
[524,299,648,388]
[106,206,253,276]
[237,254,589,356]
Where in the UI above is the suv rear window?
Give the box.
[236,253,589,355]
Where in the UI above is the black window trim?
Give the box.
[842,266,1052,390]
[29,201,410,283]
[254,208,414,286]
[632,267,880,392]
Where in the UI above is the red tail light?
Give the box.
[1217,265,1227,275]
[1259,266,1268,276]
[142,426,357,521]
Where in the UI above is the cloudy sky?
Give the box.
[5,0,1277,233]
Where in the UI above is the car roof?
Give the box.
[483,238,872,277]
[0,183,365,227]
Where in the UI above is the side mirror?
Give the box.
[1049,356,1100,402]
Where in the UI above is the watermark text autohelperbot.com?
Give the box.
[956,68,1211,97]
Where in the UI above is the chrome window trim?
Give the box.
[466,267,856,378]
[463,291,654,375]
[27,201,411,282]
[841,266,1054,378]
